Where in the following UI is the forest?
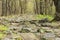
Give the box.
[0,0,59,21]
[1,0,55,16]
[2,0,54,15]
[0,0,60,40]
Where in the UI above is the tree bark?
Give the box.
[52,0,60,21]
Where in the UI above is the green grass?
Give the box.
[35,15,54,21]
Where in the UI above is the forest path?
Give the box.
[0,16,60,40]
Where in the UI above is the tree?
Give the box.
[53,0,60,21]
[1,0,54,16]
[2,0,7,16]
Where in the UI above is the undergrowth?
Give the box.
[35,15,54,21]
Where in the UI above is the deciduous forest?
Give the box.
[1,0,55,16]
[0,0,60,40]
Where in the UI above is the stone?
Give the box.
[42,33,55,40]
[55,38,60,40]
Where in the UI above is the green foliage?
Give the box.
[36,15,54,21]
[0,25,8,31]
[46,15,54,21]
[0,33,6,38]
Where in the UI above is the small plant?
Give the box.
[36,15,54,21]
[0,25,8,31]
[46,15,54,21]
[0,33,6,38]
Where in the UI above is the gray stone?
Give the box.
[43,33,55,38]
[55,38,60,40]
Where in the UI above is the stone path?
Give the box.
[0,16,60,40]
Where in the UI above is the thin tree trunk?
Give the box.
[2,0,7,16]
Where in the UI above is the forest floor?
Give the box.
[0,15,60,40]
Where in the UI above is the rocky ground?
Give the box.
[0,15,60,40]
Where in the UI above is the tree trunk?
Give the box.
[53,0,60,21]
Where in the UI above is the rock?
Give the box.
[20,28,31,33]
[20,33,39,40]
[43,33,55,38]
[34,33,40,39]
[41,27,53,33]
[55,38,60,40]
[15,17,24,22]
[42,33,55,40]
[53,29,60,37]
[53,29,60,33]
[3,38,12,40]
[11,23,20,26]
